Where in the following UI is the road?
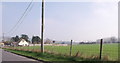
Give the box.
[1,49,43,63]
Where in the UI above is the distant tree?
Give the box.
[36,36,41,44]
[10,35,20,42]
[53,40,55,43]
[32,36,41,44]
[79,42,84,44]
[110,37,117,43]
[15,35,20,42]
[11,37,15,42]
[44,38,52,44]
[21,34,29,41]
[32,36,36,44]
[61,42,65,44]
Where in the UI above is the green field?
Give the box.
[14,43,118,61]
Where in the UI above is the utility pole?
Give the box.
[41,0,44,53]
[2,33,4,42]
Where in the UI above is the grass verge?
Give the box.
[3,48,104,63]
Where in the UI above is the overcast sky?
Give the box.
[1,0,118,42]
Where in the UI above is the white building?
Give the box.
[0,42,4,47]
[18,39,29,46]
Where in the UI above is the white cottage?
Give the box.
[18,39,29,46]
[0,42,4,47]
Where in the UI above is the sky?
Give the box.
[1,0,118,42]
[0,2,2,41]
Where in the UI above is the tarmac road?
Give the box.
[1,49,43,63]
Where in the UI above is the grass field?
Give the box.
[14,43,118,61]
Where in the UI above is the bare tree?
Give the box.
[44,38,52,44]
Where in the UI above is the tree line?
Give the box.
[10,34,41,44]
[3,34,55,45]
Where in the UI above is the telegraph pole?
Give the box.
[41,0,44,53]
[2,33,4,42]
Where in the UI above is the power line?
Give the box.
[10,2,34,36]
[5,0,34,35]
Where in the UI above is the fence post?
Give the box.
[70,40,73,56]
[99,39,103,60]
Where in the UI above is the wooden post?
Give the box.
[70,40,73,56]
[99,39,103,60]
[41,0,44,53]
[2,33,4,42]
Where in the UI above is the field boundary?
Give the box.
[2,48,101,61]
[3,49,51,63]
[3,48,120,63]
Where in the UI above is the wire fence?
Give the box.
[3,40,119,61]
[43,40,118,61]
